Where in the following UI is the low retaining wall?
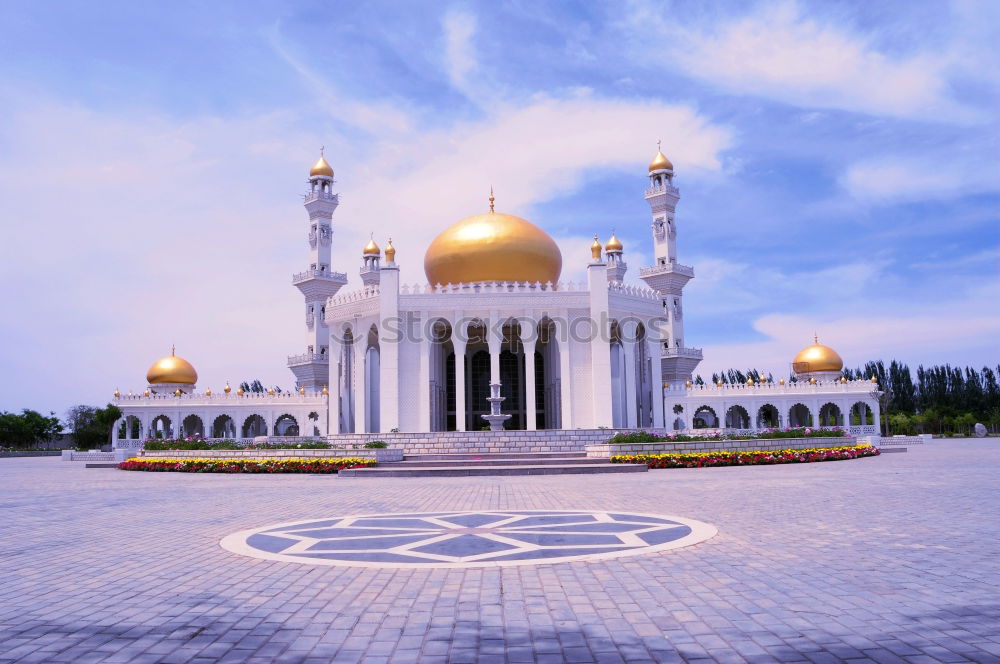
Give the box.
[881,434,930,446]
[586,437,857,458]
[62,451,116,461]
[1,451,63,458]
[138,448,403,462]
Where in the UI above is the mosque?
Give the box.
[111,148,882,446]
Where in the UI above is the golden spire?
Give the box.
[384,237,396,262]
[171,344,175,356]
[591,235,602,260]
[489,186,495,213]
[224,381,231,394]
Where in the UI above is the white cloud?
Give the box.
[841,156,1000,203]
[627,1,975,121]
[442,10,478,92]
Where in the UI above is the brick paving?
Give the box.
[1,440,998,663]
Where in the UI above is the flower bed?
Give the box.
[118,458,376,473]
[143,438,332,451]
[610,444,879,469]
[606,427,850,445]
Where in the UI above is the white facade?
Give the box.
[111,149,880,443]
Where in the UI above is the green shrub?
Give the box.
[364,440,388,448]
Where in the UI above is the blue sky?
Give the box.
[1,0,998,417]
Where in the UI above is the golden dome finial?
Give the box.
[591,235,602,260]
[605,230,623,252]
[649,140,674,172]
[489,186,495,214]
[384,238,396,262]
[224,381,231,394]
[321,385,329,396]
[113,388,121,398]
[363,234,380,255]
[299,386,306,395]
[310,147,334,178]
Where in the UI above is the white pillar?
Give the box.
[418,319,431,433]
[379,266,400,433]
[647,334,666,428]
[329,334,342,434]
[520,319,537,431]
[555,315,573,429]
[622,320,638,427]
[354,336,367,433]
[488,312,502,386]
[454,336,467,432]
[587,264,613,428]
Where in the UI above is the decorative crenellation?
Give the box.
[607,282,658,300]
[114,392,327,404]
[327,285,381,306]
[667,380,877,395]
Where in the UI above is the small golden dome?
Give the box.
[649,149,673,172]
[237,387,245,396]
[363,237,380,255]
[113,388,121,398]
[143,389,150,397]
[424,210,562,285]
[792,336,844,374]
[205,388,212,396]
[224,382,231,394]
[321,385,329,395]
[174,388,182,396]
[267,387,275,396]
[716,379,724,387]
[870,376,878,384]
[605,233,623,252]
[384,238,396,262]
[779,378,785,385]
[299,386,306,395]
[146,347,198,385]
[310,155,333,178]
[685,379,692,387]
[840,377,847,384]
[746,378,754,386]
[809,377,817,385]
[591,235,602,260]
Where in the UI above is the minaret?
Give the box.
[289,149,348,393]
[638,142,703,385]
[605,232,626,283]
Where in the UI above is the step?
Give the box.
[338,463,647,478]
[404,452,586,461]
[390,457,607,468]
[85,463,120,468]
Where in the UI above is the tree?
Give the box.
[65,404,122,450]
[0,409,62,447]
[239,379,283,394]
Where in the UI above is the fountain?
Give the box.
[481,382,511,431]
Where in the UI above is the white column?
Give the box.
[622,320,638,427]
[520,318,537,431]
[587,264,613,428]
[354,336,367,433]
[488,311,502,386]
[647,334,666,428]
[379,266,400,433]
[329,334,342,434]
[453,335,467,432]
[418,319,431,432]
[555,315,573,429]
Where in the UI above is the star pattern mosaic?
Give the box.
[221,510,717,568]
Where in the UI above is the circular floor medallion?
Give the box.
[220,510,717,568]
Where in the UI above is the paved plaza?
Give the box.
[1,441,998,663]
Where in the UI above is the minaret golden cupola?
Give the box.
[363,236,380,255]
[649,140,674,172]
[309,147,334,178]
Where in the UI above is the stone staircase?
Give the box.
[338,451,646,478]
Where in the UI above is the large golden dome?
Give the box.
[146,348,198,385]
[792,337,844,373]
[424,210,562,286]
